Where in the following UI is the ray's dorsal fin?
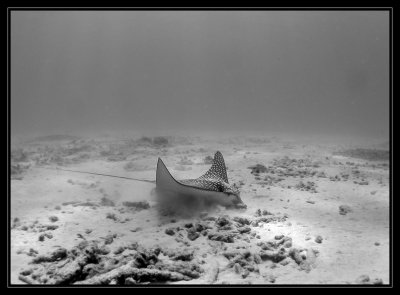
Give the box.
[198,151,229,183]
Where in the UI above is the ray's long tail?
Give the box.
[39,167,156,184]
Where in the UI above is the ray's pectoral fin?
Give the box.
[199,151,229,183]
[156,158,181,194]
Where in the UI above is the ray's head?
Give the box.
[218,182,247,209]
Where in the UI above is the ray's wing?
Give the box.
[156,158,215,193]
[197,151,229,183]
[156,155,224,193]
[179,178,220,192]
[156,158,181,191]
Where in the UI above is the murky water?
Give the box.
[10,11,390,285]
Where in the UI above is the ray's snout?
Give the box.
[232,194,247,209]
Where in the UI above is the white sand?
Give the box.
[10,135,390,285]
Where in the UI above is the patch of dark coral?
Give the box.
[19,240,203,285]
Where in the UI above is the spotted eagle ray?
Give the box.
[156,151,246,210]
[42,151,246,210]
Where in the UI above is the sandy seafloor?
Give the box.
[10,134,390,285]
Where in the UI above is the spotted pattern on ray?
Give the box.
[177,151,238,195]
[198,151,229,183]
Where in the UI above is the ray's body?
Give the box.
[156,152,246,213]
